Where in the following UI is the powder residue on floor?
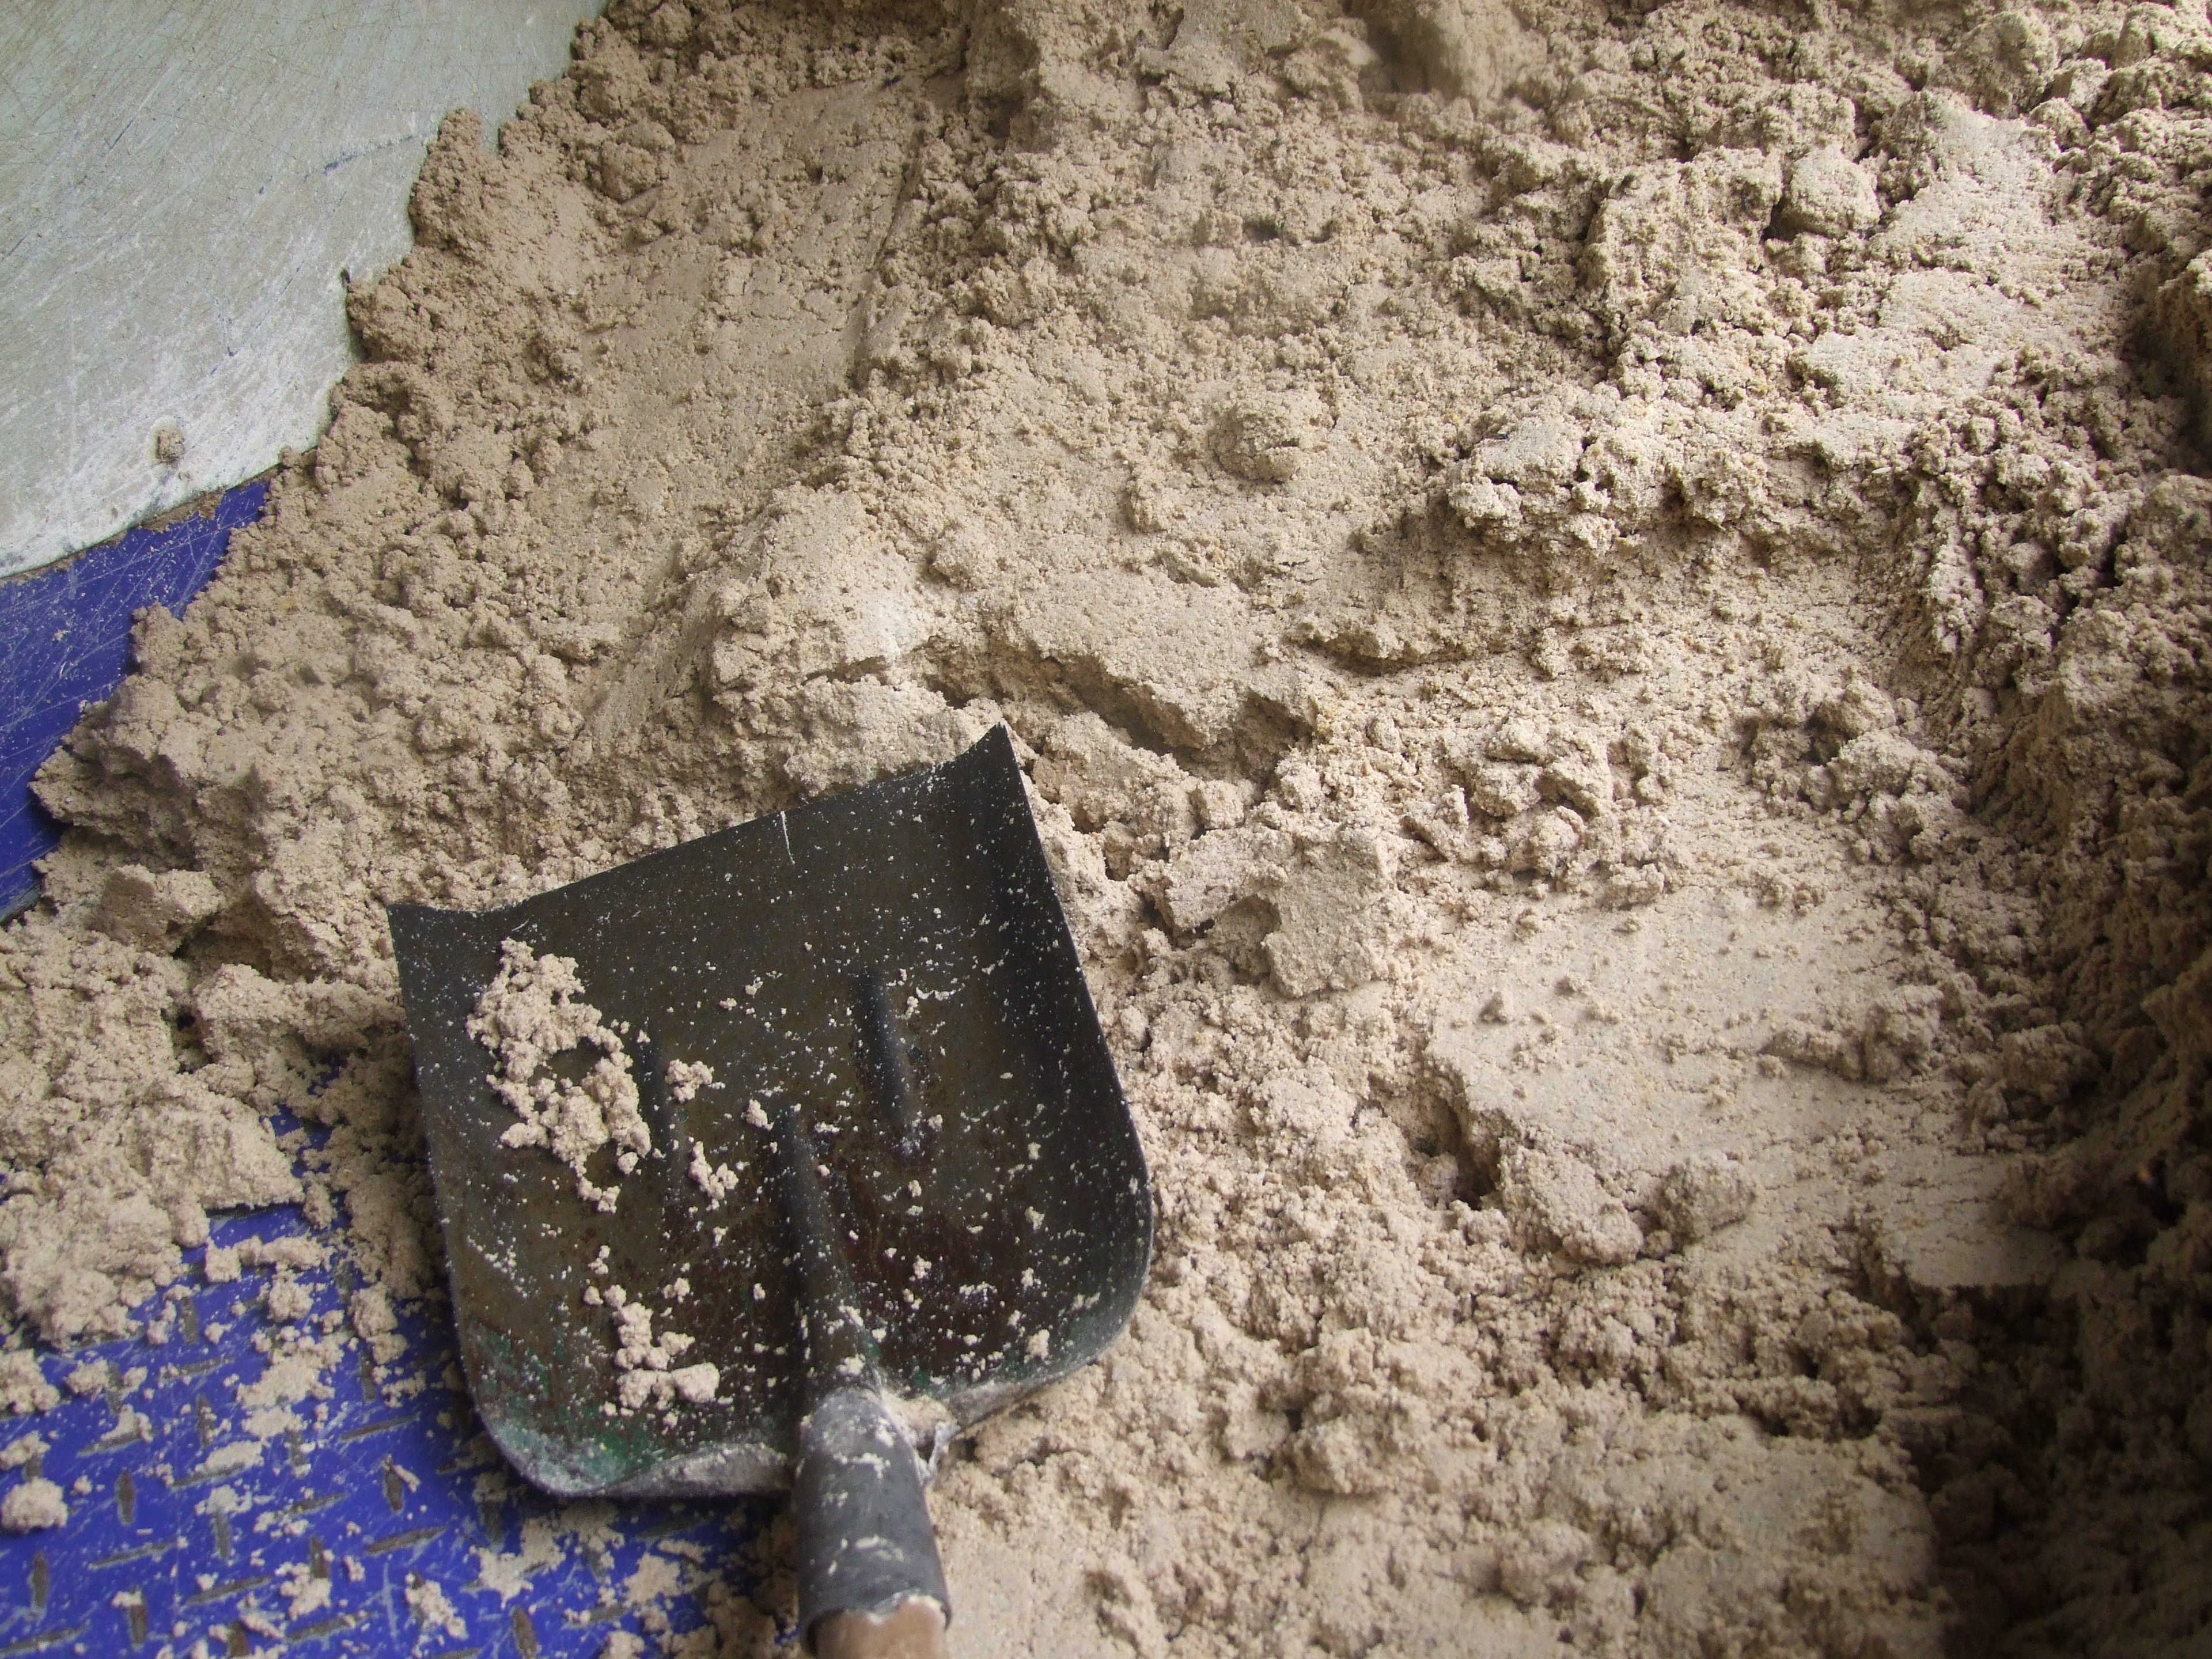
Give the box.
[5,0,2211,1653]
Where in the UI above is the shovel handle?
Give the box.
[796,1385,952,1657]
[815,1598,950,1659]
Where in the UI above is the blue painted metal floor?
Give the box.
[0,484,267,918]
[0,1199,772,1657]
[0,495,780,1656]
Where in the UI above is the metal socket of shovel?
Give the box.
[387,728,1152,1656]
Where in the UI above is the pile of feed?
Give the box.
[6,0,2210,1650]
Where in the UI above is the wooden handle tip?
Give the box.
[812,1596,950,1659]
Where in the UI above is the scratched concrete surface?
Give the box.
[0,1,601,578]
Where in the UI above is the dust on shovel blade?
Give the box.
[388,727,1152,1497]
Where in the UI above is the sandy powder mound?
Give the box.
[7,0,2212,1652]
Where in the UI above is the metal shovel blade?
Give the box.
[388,726,1152,1499]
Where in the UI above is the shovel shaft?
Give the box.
[766,1104,875,1385]
[796,1385,951,1652]
[766,1103,952,1648]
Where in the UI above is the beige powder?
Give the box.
[0,1476,67,1533]
[6,0,2212,1653]
[600,1282,722,1413]
[472,937,651,1211]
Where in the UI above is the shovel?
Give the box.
[387,727,1153,1656]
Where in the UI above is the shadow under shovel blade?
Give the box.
[387,726,1152,1498]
